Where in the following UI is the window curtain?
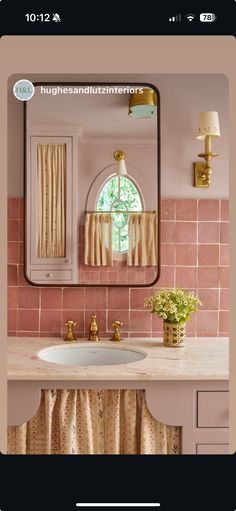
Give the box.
[127,212,157,266]
[8,389,179,455]
[37,143,66,258]
[84,213,113,266]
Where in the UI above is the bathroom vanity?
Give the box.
[8,337,229,455]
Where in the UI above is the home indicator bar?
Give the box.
[76,504,161,508]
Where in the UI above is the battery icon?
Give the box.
[200,13,217,22]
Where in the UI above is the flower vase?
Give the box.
[163,321,186,348]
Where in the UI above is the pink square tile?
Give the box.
[198,222,219,243]
[220,245,229,266]
[219,311,229,333]
[100,273,111,283]
[85,288,107,309]
[176,200,197,220]
[130,289,152,310]
[151,314,163,332]
[198,267,219,288]
[176,244,197,265]
[186,312,197,335]
[176,267,197,288]
[8,309,17,331]
[219,267,229,288]
[155,266,175,288]
[18,265,31,287]
[221,200,229,221]
[161,221,175,242]
[8,287,18,309]
[198,245,219,266]
[8,265,18,286]
[161,199,176,220]
[18,287,40,309]
[197,311,219,335]
[63,288,85,309]
[130,311,152,332]
[85,310,106,334]
[18,309,39,331]
[62,310,85,334]
[198,289,219,310]
[41,288,62,309]
[220,289,229,310]
[8,219,20,241]
[19,220,24,241]
[107,310,129,332]
[90,271,101,283]
[108,288,129,309]
[19,331,39,337]
[40,310,61,334]
[161,244,175,265]
[220,223,229,244]
[8,198,20,219]
[175,222,197,243]
[19,243,24,264]
[8,242,19,263]
[20,198,25,219]
[109,272,118,283]
[198,200,219,221]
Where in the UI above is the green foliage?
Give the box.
[144,288,202,324]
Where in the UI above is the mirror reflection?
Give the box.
[26,83,159,286]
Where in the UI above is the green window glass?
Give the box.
[96,176,143,253]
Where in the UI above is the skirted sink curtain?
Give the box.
[8,389,179,455]
[84,212,157,266]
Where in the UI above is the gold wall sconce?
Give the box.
[129,88,157,118]
[114,150,127,175]
[194,111,220,188]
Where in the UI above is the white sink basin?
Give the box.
[38,344,146,366]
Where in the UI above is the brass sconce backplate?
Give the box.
[194,162,211,188]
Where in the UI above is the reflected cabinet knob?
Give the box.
[46,273,54,278]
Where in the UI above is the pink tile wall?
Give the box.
[7,198,229,338]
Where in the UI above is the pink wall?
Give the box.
[8,198,229,338]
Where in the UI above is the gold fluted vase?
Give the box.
[163,321,186,348]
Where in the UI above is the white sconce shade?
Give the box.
[114,150,127,175]
[116,158,127,176]
[196,111,220,140]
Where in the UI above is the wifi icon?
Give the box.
[186,13,195,21]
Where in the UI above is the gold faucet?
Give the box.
[88,314,100,341]
[64,320,77,341]
[111,320,123,342]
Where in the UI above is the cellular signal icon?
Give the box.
[169,13,181,22]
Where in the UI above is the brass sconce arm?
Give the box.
[195,139,218,188]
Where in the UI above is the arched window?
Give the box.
[96,175,143,253]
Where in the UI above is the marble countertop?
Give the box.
[7,336,229,381]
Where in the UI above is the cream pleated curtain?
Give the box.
[37,143,66,258]
[84,213,113,266]
[127,212,157,266]
[8,389,179,455]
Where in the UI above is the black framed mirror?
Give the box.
[25,81,160,287]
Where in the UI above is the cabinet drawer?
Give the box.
[197,443,229,455]
[30,270,72,282]
[197,391,229,428]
